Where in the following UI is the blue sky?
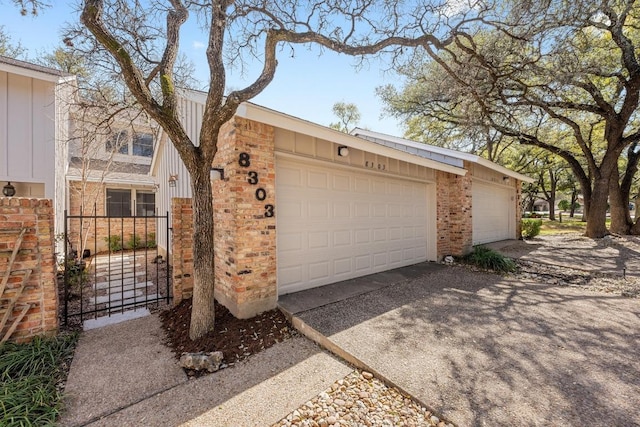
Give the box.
[1,2,406,136]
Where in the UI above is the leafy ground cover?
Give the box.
[0,333,78,427]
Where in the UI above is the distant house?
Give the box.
[0,55,75,242]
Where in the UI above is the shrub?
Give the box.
[521,219,542,239]
[146,232,157,249]
[0,334,78,426]
[464,246,517,273]
[127,234,143,250]
[558,200,571,211]
[104,235,122,252]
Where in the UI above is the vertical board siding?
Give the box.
[0,71,7,178]
[0,71,56,194]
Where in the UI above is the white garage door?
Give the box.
[276,158,430,295]
[472,181,515,245]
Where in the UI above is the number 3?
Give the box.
[265,204,275,217]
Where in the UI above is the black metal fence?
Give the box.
[62,209,170,325]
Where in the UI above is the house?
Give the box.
[64,107,160,255]
[153,89,533,320]
[0,55,75,244]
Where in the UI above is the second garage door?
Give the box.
[472,181,516,245]
[276,158,432,295]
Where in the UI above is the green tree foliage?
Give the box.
[381,1,640,237]
[0,26,26,58]
[329,101,361,133]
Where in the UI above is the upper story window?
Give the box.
[105,130,129,155]
[105,130,154,158]
[133,133,154,157]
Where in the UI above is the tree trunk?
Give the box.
[188,162,216,340]
[569,189,578,218]
[609,168,632,234]
[585,177,609,237]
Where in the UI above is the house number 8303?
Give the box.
[239,152,275,218]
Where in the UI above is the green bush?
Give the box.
[464,246,517,273]
[146,232,157,249]
[0,334,78,426]
[127,234,143,250]
[521,218,543,239]
[104,235,122,252]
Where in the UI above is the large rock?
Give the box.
[179,351,224,372]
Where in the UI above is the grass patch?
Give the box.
[537,216,612,235]
[0,333,78,426]
[465,246,517,273]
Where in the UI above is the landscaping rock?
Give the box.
[179,351,223,372]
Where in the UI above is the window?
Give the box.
[133,133,154,157]
[105,131,154,157]
[136,191,156,216]
[106,189,132,217]
[106,130,129,154]
[106,189,155,217]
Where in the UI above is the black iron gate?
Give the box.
[62,209,171,326]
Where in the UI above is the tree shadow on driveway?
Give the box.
[297,265,640,426]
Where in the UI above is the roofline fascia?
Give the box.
[353,128,535,183]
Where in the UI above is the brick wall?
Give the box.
[213,117,277,318]
[68,181,157,255]
[436,166,473,258]
[0,198,58,343]
[169,118,278,318]
[171,198,193,304]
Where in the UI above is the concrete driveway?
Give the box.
[283,264,640,426]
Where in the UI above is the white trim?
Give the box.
[237,103,467,176]
[352,128,535,183]
[0,61,75,84]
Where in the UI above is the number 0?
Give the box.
[255,188,267,201]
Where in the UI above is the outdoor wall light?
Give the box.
[210,167,225,181]
[3,182,16,197]
[168,174,178,188]
[337,146,349,157]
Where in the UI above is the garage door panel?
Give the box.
[308,231,329,249]
[333,174,351,191]
[308,170,328,188]
[277,158,431,294]
[333,230,351,246]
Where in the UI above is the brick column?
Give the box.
[515,180,523,239]
[171,198,194,304]
[0,198,57,343]
[436,166,473,258]
[213,117,277,319]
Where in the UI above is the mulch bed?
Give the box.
[160,298,295,375]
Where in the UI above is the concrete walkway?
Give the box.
[60,315,352,427]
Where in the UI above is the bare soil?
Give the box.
[160,298,295,376]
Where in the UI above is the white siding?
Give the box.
[0,70,56,196]
[154,95,204,253]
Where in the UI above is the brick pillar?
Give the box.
[171,198,194,304]
[515,180,523,239]
[213,117,277,319]
[0,198,57,343]
[436,166,473,258]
